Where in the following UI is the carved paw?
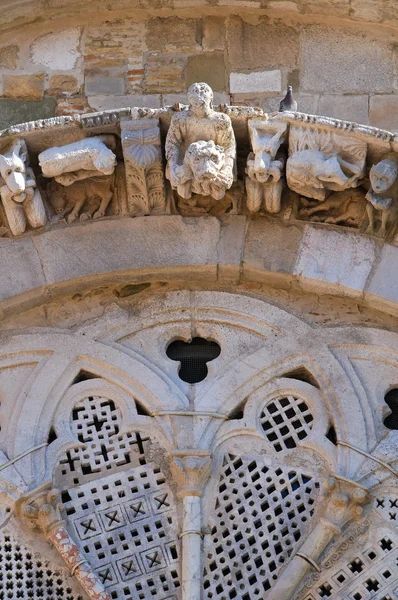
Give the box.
[325,217,337,224]
[80,212,90,222]
[378,227,387,238]
[93,210,105,219]
[67,213,77,225]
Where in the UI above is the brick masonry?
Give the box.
[0,12,397,130]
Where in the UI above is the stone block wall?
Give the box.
[0,6,397,129]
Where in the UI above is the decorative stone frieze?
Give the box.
[0,82,396,241]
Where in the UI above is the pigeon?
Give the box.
[279,86,297,112]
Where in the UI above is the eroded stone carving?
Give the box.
[40,135,117,224]
[246,119,287,214]
[47,175,116,224]
[39,135,117,184]
[165,82,236,215]
[286,124,366,201]
[298,188,367,227]
[268,477,369,600]
[121,118,167,216]
[0,101,396,240]
[16,485,112,600]
[365,153,398,237]
[0,139,47,236]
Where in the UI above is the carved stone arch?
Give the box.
[196,342,368,475]
[1,332,188,471]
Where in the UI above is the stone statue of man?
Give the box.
[165,82,236,200]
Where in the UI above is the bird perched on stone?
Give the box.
[279,86,297,112]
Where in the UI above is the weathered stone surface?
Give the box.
[0,44,19,69]
[30,29,80,70]
[202,17,226,51]
[294,226,377,295]
[186,54,226,91]
[0,237,46,301]
[47,75,79,95]
[56,95,90,115]
[84,68,125,96]
[0,97,56,128]
[366,244,398,305]
[244,218,303,276]
[350,0,383,22]
[146,17,200,53]
[268,1,299,11]
[302,0,350,18]
[33,217,221,284]
[318,94,369,123]
[88,94,161,111]
[227,17,299,71]
[162,92,229,106]
[301,26,394,93]
[144,54,185,93]
[85,20,146,94]
[369,95,398,131]
[230,70,282,93]
[3,74,45,100]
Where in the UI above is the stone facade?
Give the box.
[0,2,397,600]
[0,7,397,129]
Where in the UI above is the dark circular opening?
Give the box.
[166,337,221,384]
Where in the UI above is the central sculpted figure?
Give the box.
[165,82,236,201]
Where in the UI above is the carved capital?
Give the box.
[320,476,369,534]
[16,483,63,535]
[170,451,212,497]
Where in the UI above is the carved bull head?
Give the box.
[0,140,28,202]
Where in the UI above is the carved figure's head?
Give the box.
[247,151,282,184]
[187,82,213,117]
[183,140,225,182]
[48,182,67,214]
[370,157,398,194]
[0,140,28,201]
[287,150,350,201]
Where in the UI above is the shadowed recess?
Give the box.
[383,388,398,430]
[166,337,221,383]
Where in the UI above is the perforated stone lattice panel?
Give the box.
[0,533,83,600]
[62,468,180,600]
[260,396,314,452]
[376,497,398,523]
[55,393,181,600]
[56,395,151,488]
[203,454,318,599]
[302,533,398,600]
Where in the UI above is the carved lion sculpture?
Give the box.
[0,139,47,236]
[365,154,398,237]
[174,140,232,201]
